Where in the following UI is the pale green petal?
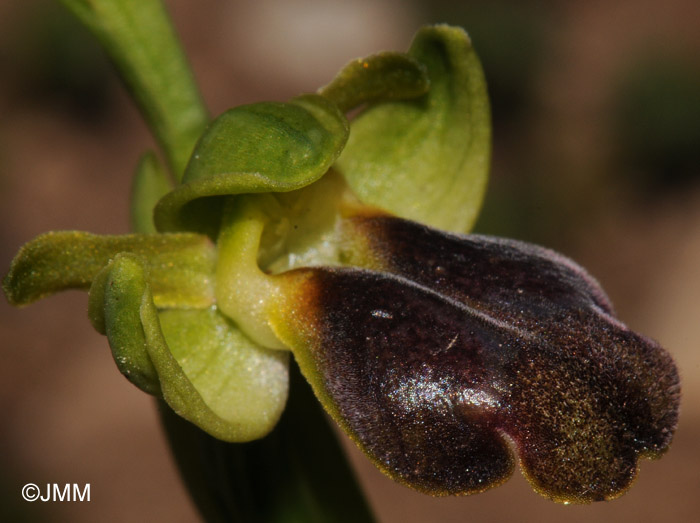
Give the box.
[319,52,429,112]
[3,231,215,308]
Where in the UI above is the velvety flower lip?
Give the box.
[342,215,616,319]
[271,215,681,503]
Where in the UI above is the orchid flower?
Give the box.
[3,1,679,514]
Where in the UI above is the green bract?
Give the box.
[61,0,209,176]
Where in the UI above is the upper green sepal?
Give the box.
[335,24,491,233]
[154,95,349,235]
[319,52,429,112]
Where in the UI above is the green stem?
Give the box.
[159,361,376,523]
[60,0,209,178]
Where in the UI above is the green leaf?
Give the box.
[3,231,215,308]
[335,24,491,233]
[60,0,208,177]
[319,52,429,112]
[130,151,173,234]
[154,95,349,235]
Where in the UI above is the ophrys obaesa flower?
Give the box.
[2,21,679,506]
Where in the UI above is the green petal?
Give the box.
[130,151,173,234]
[319,52,429,112]
[3,231,215,308]
[335,24,491,233]
[100,254,289,442]
[154,95,349,235]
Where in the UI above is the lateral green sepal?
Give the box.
[335,24,491,233]
[94,254,290,441]
[157,308,289,442]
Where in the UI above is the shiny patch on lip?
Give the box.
[371,309,394,319]
[275,216,680,503]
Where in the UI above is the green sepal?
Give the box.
[335,24,491,233]
[3,231,216,308]
[130,151,173,234]
[89,254,161,395]
[158,308,289,442]
[153,95,349,235]
[87,261,110,334]
[94,254,290,441]
[319,52,429,112]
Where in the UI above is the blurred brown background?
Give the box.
[1,0,699,521]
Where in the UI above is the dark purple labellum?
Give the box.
[276,216,680,503]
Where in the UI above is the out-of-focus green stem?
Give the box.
[130,151,173,233]
[160,362,376,523]
[60,0,209,178]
